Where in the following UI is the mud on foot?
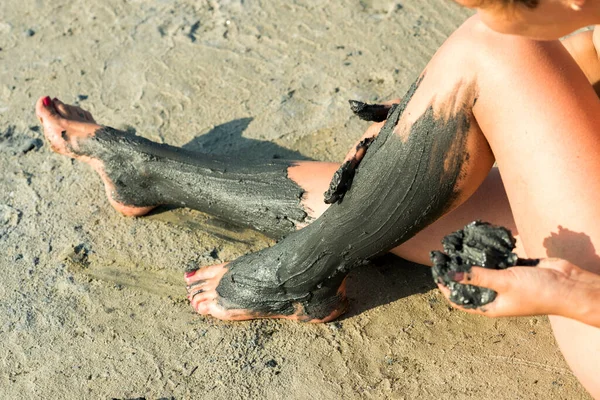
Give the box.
[36,96,156,217]
[184,261,348,322]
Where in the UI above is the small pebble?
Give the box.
[26,29,35,37]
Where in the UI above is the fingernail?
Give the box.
[185,270,197,278]
[448,271,464,282]
[42,96,51,107]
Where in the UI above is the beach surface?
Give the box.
[0,0,591,398]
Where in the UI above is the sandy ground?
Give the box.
[0,0,592,399]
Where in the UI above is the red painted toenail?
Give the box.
[42,96,51,107]
[185,271,197,278]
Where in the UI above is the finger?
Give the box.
[383,98,402,105]
[437,282,451,297]
[516,257,541,266]
[437,282,500,316]
[342,121,384,163]
[451,267,511,292]
[348,98,401,122]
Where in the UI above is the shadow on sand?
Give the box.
[342,255,434,320]
[182,117,311,161]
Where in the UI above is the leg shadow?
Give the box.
[342,254,434,319]
[182,117,312,161]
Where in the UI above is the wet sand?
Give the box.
[0,0,591,398]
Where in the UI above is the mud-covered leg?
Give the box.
[186,71,495,321]
[76,127,312,237]
[37,97,312,238]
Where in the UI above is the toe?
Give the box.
[184,263,227,284]
[84,110,95,122]
[186,279,207,292]
[36,96,65,144]
[36,96,59,122]
[73,107,87,121]
[36,96,102,156]
[53,99,89,122]
[187,286,205,301]
[53,98,71,118]
[191,292,215,314]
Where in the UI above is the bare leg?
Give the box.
[404,16,600,397]
[464,23,600,398]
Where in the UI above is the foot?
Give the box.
[184,260,348,322]
[36,96,156,217]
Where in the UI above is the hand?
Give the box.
[342,98,400,164]
[324,98,400,204]
[438,258,600,327]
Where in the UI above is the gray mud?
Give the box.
[348,100,392,122]
[76,127,307,238]
[431,221,538,309]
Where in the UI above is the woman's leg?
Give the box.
[36,97,339,239]
[404,16,600,397]
[186,23,499,322]
[184,15,599,394]
[36,97,521,266]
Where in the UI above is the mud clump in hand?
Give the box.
[431,221,520,309]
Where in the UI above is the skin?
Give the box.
[444,1,600,397]
[439,259,600,328]
[36,0,600,395]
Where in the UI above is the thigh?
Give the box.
[476,38,600,274]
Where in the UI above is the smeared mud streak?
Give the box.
[216,76,478,319]
[324,136,374,204]
[431,221,539,309]
[74,130,307,238]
